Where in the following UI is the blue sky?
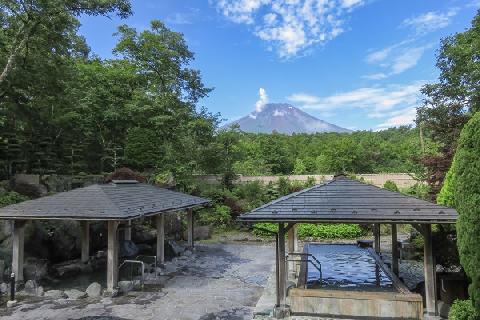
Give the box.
[79,0,479,131]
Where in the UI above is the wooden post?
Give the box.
[12,220,26,282]
[156,214,165,265]
[391,224,399,275]
[374,224,381,253]
[278,223,286,307]
[187,209,194,249]
[80,221,90,263]
[124,220,132,241]
[287,224,298,277]
[287,224,298,253]
[107,220,119,292]
[423,224,436,316]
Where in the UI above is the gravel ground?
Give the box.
[0,243,275,320]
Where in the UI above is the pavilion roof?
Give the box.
[0,180,210,220]
[238,176,458,224]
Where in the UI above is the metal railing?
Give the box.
[118,260,145,290]
[286,252,322,289]
[135,255,157,279]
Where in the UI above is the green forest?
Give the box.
[1,1,480,317]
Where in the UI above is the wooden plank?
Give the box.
[80,221,90,263]
[156,214,165,265]
[107,220,120,292]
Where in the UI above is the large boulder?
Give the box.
[0,282,8,294]
[65,289,87,299]
[118,280,133,294]
[44,290,67,299]
[168,240,185,256]
[182,225,213,241]
[86,282,102,298]
[119,240,139,258]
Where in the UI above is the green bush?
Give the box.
[438,159,457,207]
[383,180,399,192]
[449,299,479,320]
[0,191,28,207]
[253,223,364,239]
[197,205,232,228]
[454,112,480,312]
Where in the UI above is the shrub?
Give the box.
[0,191,27,207]
[438,158,457,207]
[383,180,399,192]
[104,167,146,183]
[197,205,232,228]
[449,299,479,320]
[297,224,364,239]
[454,112,480,312]
[252,223,364,239]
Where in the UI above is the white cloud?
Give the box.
[362,73,387,80]
[364,44,432,78]
[390,45,432,74]
[287,81,425,119]
[376,107,417,130]
[255,87,269,112]
[402,9,458,35]
[215,0,365,58]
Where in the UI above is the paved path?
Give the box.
[0,243,275,320]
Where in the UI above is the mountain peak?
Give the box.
[225,103,351,134]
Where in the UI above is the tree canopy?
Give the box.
[417,11,480,197]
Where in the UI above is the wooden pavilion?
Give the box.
[238,175,458,318]
[0,180,210,292]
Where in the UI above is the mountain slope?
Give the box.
[225,103,351,134]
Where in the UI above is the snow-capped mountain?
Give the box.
[224,103,351,134]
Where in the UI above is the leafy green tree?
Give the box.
[454,112,480,312]
[0,0,131,86]
[417,12,480,197]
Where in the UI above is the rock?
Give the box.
[65,289,87,299]
[168,240,185,256]
[86,282,102,298]
[44,290,67,299]
[118,280,134,294]
[24,280,38,295]
[6,300,17,308]
[24,257,49,281]
[183,226,212,241]
[36,286,44,296]
[52,259,92,278]
[183,250,192,256]
[13,182,47,198]
[0,282,8,294]
[119,240,139,258]
[133,224,157,243]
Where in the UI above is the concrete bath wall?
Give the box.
[289,288,424,319]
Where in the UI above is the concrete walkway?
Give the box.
[0,243,275,320]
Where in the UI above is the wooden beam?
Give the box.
[80,221,90,263]
[156,214,165,265]
[374,224,381,253]
[423,224,437,316]
[12,220,26,282]
[391,224,399,276]
[107,220,120,292]
[187,209,194,249]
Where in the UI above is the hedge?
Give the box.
[253,223,365,239]
[448,299,479,320]
[454,112,480,312]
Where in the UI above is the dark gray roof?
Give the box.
[0,181,210,220]
[239,176,458,223]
